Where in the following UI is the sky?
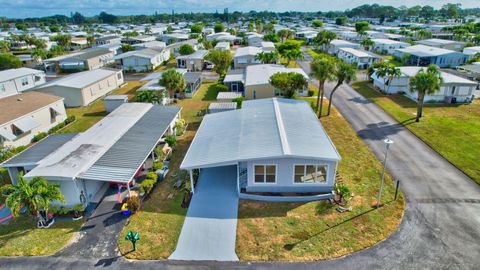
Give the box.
[0,0,478,18]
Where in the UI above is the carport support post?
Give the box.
[189,170,195,194]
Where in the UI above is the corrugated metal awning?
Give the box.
[13,117,40,133]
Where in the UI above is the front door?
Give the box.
[231,83,238,92]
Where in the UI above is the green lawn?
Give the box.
[352,81,480,184]
[0,216,83,256]
[236,97,405,261]
[59,81,145,133]
[118,81,221,259]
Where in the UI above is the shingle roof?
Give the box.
[180,98,340,170]
[0,92,63,125]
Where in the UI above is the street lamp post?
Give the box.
[377,138,394,208]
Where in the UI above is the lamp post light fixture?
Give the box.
[377,138,394,208]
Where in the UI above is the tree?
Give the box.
[160,69,187,98]
[0,175,64,228]
[409,65,443,122]
[336,16,348,26]
[310,57,335,118]
[86,36,95,46]
[179,44,195,55]
[71,12,86,24]
[51,34,72,48]
[269,72,308,99]
[314,30,337,51]
[190,24,203,34]
[327,61,356,116]
[277,29,294,42]
[276,40,303,66]
[360,38,375,51]
[30,48,46,63]
[99,11,118,24]
[263,33,280,43]
[0,41,9,53]
[355,21,369,33]
[214,23,224,33]
[47,45,65,58]
[15,23,27,31]
[205,49,233,75]
[135,90,162,104]
[49,25,61,33]
[375,63,401,93]
[416,29,432,40]
[263,23,274,34]
[0,54,22,70]
[255,51,279,64]
[312,20,323,28]
[121,44,135,53]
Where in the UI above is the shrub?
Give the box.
[32,132,48,143]
[152,162,163,171]
[233,96,243,109]
[165,135,177,148]
[308,90,314,97]
[127,195,141,212]
[146,171,158,182]
[154,146,165,161]
[211,83,229,93]
[140,179,155,194]
[65,115,76,124]
[175,119,186,130]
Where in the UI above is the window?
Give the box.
[237,58,248,64]
[0,84,5,92]
[49,108,58,122]
[117,72,122,80]
[21,77,29,86]
[11,124,23,136]
[294,165,327,183]
[90,87,97,96]
[254,165,276,183]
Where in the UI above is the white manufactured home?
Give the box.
[181,98,341,202]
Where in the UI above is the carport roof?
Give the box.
[1,134,77,167]
[180,98,341,170]
[79,105,181,183]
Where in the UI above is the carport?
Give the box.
[169,165,239,261]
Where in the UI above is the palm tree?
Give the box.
[313,30,337,51]
[327,61,356,116]
[409,65,443,122]
[160,69,187,98]
[255,51,279,64]
[0,175,64,228]
[376,64,401,93]
[135,90,162,104]
[0,40,9,53]
[277,29,293,42]
[310,57,335,118]
[144,26,152,34]
[284,49,303,67]
[360,38,374,51]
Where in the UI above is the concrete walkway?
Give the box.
[169,166,239,261]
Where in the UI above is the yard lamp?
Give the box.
[377,138,394,208]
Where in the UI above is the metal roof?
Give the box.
[396,45,460,57]
[216,92,242,100]
[181,98,340,170]
[79,105,181,183]
[208,102,237,112]
[2,134,77,167]
[35,68,121,90]
[0,68,44,82]
[245,64,308,86]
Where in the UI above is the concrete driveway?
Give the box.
[169,166,239,261]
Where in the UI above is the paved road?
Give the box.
[170,166,239,261]
[1,56,480,269]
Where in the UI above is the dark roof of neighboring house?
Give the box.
[184,72,201,83]
[0,92,63,125]
[1,134,78,167]
[71,48,112,60]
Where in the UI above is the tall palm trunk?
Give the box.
[318,82,325,118]
[416,93,425,122]
[327,81,342,116]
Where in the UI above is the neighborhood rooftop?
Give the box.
[35,68,121,90]
[0,91,63,125]
[180,98,340,170]
[398,66,477,84]
[0,67,43,81]
[396,44,458,57]
[245,64,308,86]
